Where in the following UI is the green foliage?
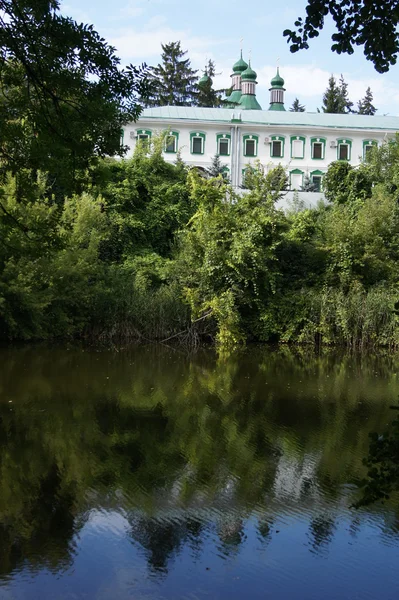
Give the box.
[0,0,147,197]
[206,155,229,179]
[196,60,225,107]
[174,167,288,348]
[322,74,353,113]
[0,142,194,341]
[283,0,399,73]
[145,41,198,107]
[4,130,399,350]
[289,97,306,112]
[357,87,377,115]
[357,413,399,506]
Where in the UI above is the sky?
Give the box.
[61,0,399,115]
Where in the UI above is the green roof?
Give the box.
[232,51,248,74]
[198,73,210,86]
[239,95,262,110]
[270,68,284,88]
[225,89,242,106]
[269,102,286,112]
[138,106,399,131]
[241,61,257,81]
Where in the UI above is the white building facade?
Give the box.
[123,58,399,194]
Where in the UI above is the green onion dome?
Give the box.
[270,68,284,87]
[198,72,211,86]
[232,51,248,73]
[241,61,257,81]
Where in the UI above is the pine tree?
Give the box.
[338,74,354,113]
[146,41,198,107]
[290,98,306,112]
[207,155,228,179]
[322,74,353,113]
[357,87,377,115]
[196,60,224,108]
[322,75,342,113]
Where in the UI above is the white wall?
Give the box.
[123,120,385,189]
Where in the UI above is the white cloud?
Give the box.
[109,27,229,62]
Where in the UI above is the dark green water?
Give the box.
[0,344,399,599]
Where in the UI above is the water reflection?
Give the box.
[0,344,399,598]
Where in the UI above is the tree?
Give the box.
[206,155,228,179]
[322,74,352,113]
[283,0,399,73]
[146,41,198,107]
[322,75,343,113]
[290,98,306,112]
[196,60,224,108]
[0,0,147,196]
[301,175,316,192]
[338,74,354,113]
[357,87,377,115]
[356,411,399,507]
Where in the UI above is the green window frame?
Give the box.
[290,136,305,159]
[310,137,326,160]
[241,166,255,187]
[221,166,230,181]
[363,139,378,160]
[243,134,258,157]
[270,135,285,158]
[164,130,179,153]
[310,169,324,192]
[290,169,304,190]
[217,133,231,156]
[190,132,206,155]
[136,129,152,142]
[337,138,352,161]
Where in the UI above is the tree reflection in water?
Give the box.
[0,343,398,579]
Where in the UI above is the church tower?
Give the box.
[238,61,262,110]
[226,51,248,106]
[269,68,286,111]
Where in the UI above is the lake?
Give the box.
[0,343,398,599]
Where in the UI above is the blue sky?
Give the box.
[62,0,399,115]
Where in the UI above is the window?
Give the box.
[165,135,177,153]
[312,176,322,192]
[310,170,324,192]
[217,134,231,156]
[312,143,323,159]
[219,139,229,156]
[243,135,258,157]
[242,166,255,187]
[337,139,352,161]
[272,141,282,157]
[364,144,373,158]
[339,143,349,160]
[192,137,203,154]
[245,140,256,156]
[190,132,206,155]
[311,138,326,160]
[164,131,179,153]
[270,136,285,158]
[291,136,305,159]
[136,129,152,144]
[290,169,304,190]
[363,140,377,160]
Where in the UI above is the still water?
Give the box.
[0,344,399,599]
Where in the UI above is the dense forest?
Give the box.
[2,133,399,349]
